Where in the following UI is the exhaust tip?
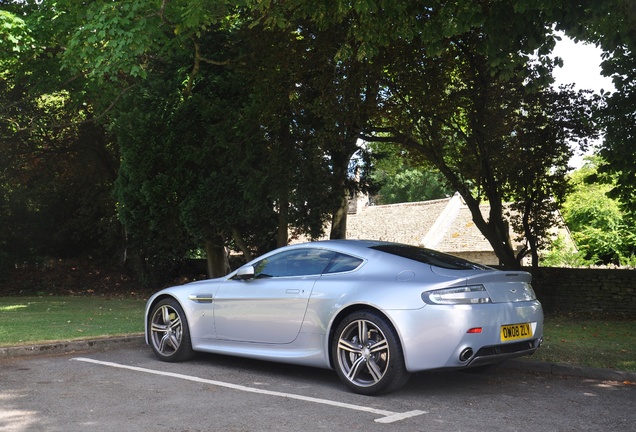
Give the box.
[459,348,474,362]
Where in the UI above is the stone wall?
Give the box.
[528,267,636,317]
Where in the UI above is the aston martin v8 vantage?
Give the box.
[145,240,543,395]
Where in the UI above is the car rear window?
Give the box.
[324,253,364,274]
[370,244,488,270]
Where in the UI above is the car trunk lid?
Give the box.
[431,267,535,303]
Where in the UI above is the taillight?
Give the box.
[422,285,492,305]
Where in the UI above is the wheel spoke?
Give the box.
[346,355,366,381]
[338,338,362,354]
[357,320,368,344]
[167,332,181,350]
[366,358,384,383]
[151,322,168,333]
[158,333,171,352]
[168,316,181,330]
[368,338,388,354]
[161,305,171,324]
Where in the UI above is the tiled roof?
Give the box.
[346,193,495,253]
[346,198,451,245]
[434,205,495,253]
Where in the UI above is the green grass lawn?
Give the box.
[531,315,636,372]
[1,296,634,372]
[0,296,145,345]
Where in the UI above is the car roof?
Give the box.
[285,239,489,271]
[295,239,391,248]
[287,239,391,253]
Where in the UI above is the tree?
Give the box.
[1,3,122,265]
[227,12,388,243]
[111,23,282,280]
[1,0,241,278]
[233,19,344,248]
[560,156,636,265]
[365,29,595,269]
[257,0,601,268]
[58,2,384,278]
[271,19,385,240]
[1,0,613,282]
[368,143,452,204]
[556,1,636,222]
[112,13,376,279]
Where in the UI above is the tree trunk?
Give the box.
[231,227,253,263]
[205,236,228,278]
[329,149,353,240]
[275,114,292,247]
[457,186,521,270]
[329,191,349,239]
[277,195,289,247]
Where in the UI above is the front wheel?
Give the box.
[332,311,411,395]
[148,298,194,362]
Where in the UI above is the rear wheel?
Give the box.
[149,298,194,362]
[332,310,411,395]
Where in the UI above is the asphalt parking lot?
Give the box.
[1,342,635,432]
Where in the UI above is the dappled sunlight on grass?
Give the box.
[617,360,636,371]
[0,304,28,312]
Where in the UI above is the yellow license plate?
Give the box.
[500,323,532,342]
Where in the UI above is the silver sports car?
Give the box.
[145,240,543,395]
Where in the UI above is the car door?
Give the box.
[213,248,335,344]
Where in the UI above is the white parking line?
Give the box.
[71,357,426,424]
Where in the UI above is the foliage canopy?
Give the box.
[1,0,633,285]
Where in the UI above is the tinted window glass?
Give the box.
[324,253,364,274]
[370,244,487,270]
[253,249,335,278]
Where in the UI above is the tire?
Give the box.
[332,310,411,395]
[148,298,194,362]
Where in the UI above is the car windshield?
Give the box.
[370,244,488,270]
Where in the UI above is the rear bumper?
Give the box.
[390,300,544,372]
[466,337,543,368]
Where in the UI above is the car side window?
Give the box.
[323,253,363,274]
[253,249,335,278]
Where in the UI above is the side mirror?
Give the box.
[235,265,255,281]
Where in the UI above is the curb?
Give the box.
[2,336,635,383]
[0,334,145,359]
